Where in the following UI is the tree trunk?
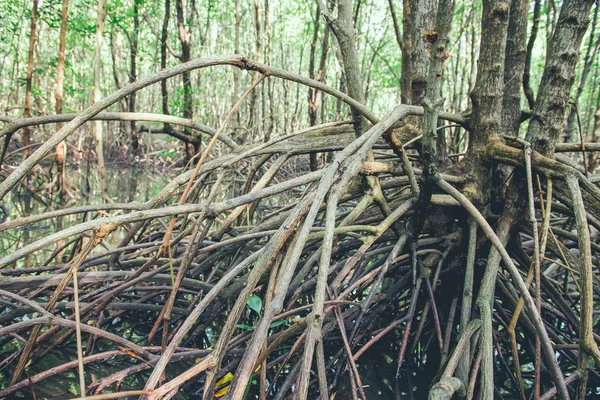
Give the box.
[565,3,599,142]
[161,0,171,118]
[22,0,38,159]
[410,0,438,107]
[264,0,275,143]
[249,0,262,136]
[317,0,367,137]
[129,0,140,156]
[176,0,196,160]
[523,0,541,109]
[233,0,241,128]
[92,0,108,202]
[308,3,330,170]
[55,0,69,196]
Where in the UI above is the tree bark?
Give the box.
[523,1,597,395]
[525,0,595,157]
[565,3,599,141]
[317,0,368,137]
[161,0,171,118]
[523,0,541,109]
[410,0,438,107]
[176,0,196,159]
[55,0,69,195]
[469,3,512,397]
[401,0,413,105]
[233,0,241,128]
[129,0,140,156]
[93,0,108,202]
[264,0,275,143]
[308,3,330,170]
[22,0,38,158]
[502,0,528,137]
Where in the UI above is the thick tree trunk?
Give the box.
[565,3,599,142]
[522,2,597,395]
[469,2,512,397]
[526,0,595,156]
[410,0,438,107]
[502,0,527,137]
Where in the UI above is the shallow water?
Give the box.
[0,164,171,267]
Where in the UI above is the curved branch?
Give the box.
[0,316,153,360]
[0,112,238,149]
[0,55,465,201]
[0,170,323,268]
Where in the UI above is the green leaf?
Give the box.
[269,320,287,329]
[236,324,255,331]
[247,295,262,315]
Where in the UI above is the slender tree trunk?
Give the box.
[265,0,275,143]
[9,0,68,384]
[109,26,127,143]
[22,0,39,159]
[55,0,69,195]
[308,3,330,170]
[129,0,140,156]
[176,0,196,159]
[11,37,21,109]
[523,0,541,109]
[401,0,413,105]
[317,0,367,137]
[388,0,403,56]
[594,107,600,143]
[233,0,241,128]
[249,0,262,135]
[92,0,109,202]
[161,0,171,118]
[586,57,600,138]
[388,0,405,104]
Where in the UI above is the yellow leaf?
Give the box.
[214,372,234,398]
[214,386,229,398]
[216,372,234,387]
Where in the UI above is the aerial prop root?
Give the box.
[436,175,569,397]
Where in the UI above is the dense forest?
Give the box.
[1,0,600,398]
